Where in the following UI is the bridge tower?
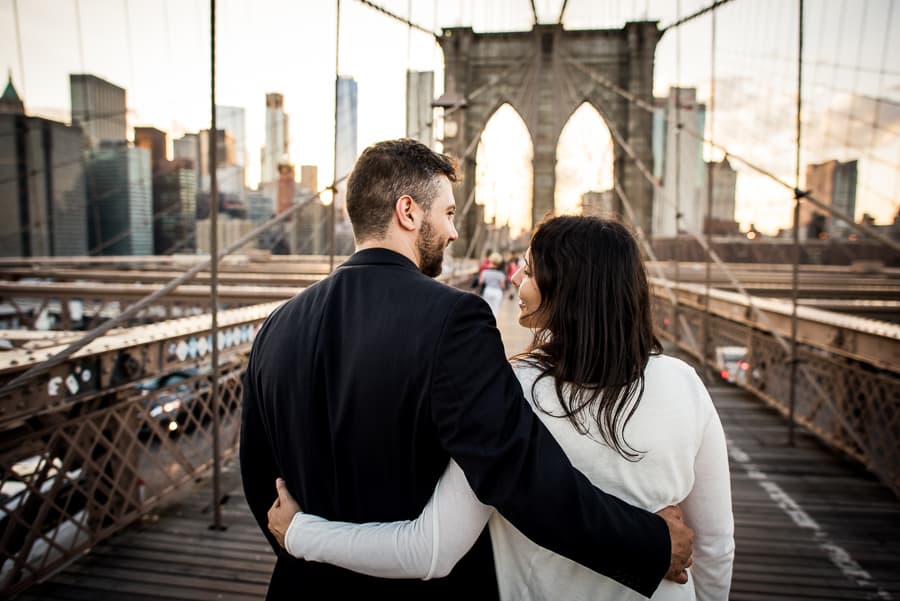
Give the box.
[438,23,658,255]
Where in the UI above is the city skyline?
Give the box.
[0,0,897,236]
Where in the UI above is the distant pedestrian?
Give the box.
[479,252,506,318]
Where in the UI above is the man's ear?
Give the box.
[395,195,419,232]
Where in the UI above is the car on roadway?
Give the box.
[135,369,201,441]
[715,345,749,385]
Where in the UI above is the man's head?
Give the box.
[346,139,460,276]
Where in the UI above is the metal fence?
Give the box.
[0,356,246,597]
[653,291,900,499]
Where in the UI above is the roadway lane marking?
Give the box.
[728,441,892,600]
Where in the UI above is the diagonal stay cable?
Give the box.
[564,54,900,255]
[0,178,345,399]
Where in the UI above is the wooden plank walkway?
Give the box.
[17,297,900,600]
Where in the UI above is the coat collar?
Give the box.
[342,247,419,272]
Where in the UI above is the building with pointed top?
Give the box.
[0,70,25,115]
[0,74,88,257]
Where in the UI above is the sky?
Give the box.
[1,0,898,236]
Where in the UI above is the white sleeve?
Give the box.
[283,460,493,579]
[681,384,736,601]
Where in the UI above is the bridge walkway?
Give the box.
[18,295,900,600]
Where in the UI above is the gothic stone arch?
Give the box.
[438,23,659,255]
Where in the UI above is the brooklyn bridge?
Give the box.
[0,0,898,599]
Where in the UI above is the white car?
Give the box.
[715,346,749,384]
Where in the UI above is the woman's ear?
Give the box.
[394,195,419,232]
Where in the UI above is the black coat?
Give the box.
[240,248,670,600]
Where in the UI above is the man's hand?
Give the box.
[657,505,694,584]
[267,478,301,549]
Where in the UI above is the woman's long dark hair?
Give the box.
[519,215,662,460]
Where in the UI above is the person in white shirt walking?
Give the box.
[479,252,506,318]
[268,215,733,601]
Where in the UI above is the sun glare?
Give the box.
[475,104,534,236]
[555,103,615,216]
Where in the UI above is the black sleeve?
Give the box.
[239,360,287,558]
[431,293,670,597]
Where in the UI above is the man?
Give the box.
[240,139,692,599]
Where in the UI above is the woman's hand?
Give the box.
[267,477,301,549]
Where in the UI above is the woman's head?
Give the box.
[513,215,661,460]
[522,216,655,340]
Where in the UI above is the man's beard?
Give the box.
[417,219,445,278]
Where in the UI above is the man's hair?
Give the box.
[346,138,459,241]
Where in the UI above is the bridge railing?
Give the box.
[0,303,276,597]
[652,282,900,499]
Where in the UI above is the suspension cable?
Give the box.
[659,0,736,35]
[557,0,569,25]
[702,6,718,384]
[208,0,224,530]
[12,0,26,97]
[788,0,804,446]
[353,0,440,39]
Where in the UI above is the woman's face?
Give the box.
[510,249,544,329]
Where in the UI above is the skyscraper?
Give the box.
[70,74,127,149]
[261,93,289,185]
[651,87,706,237]
[299,165,318,194]
[0,75,88,257]
[86,141,153,256]
[135,127,196,254]
[173,133,200,170]
[217,105,248,204]
[335,77,358,182]
[406,70,434,148]
[217,106,247,169]
[277,163,295,218]
[134,126,167,169]
[334,76,358,218]
[705,158,737,221]
[154,159,196,254]
[803,159,858,239]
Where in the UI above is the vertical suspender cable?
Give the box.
[672,0,682,349]
[209,0,224,530]
[788,0,803,447]
[407,0,413,65]
[330,0,341,273]
[74,0,100,252]
[702,7,717,384]
[12,0,26,96]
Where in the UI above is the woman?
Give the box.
[479,251,506,317]
[268,216,734,601]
